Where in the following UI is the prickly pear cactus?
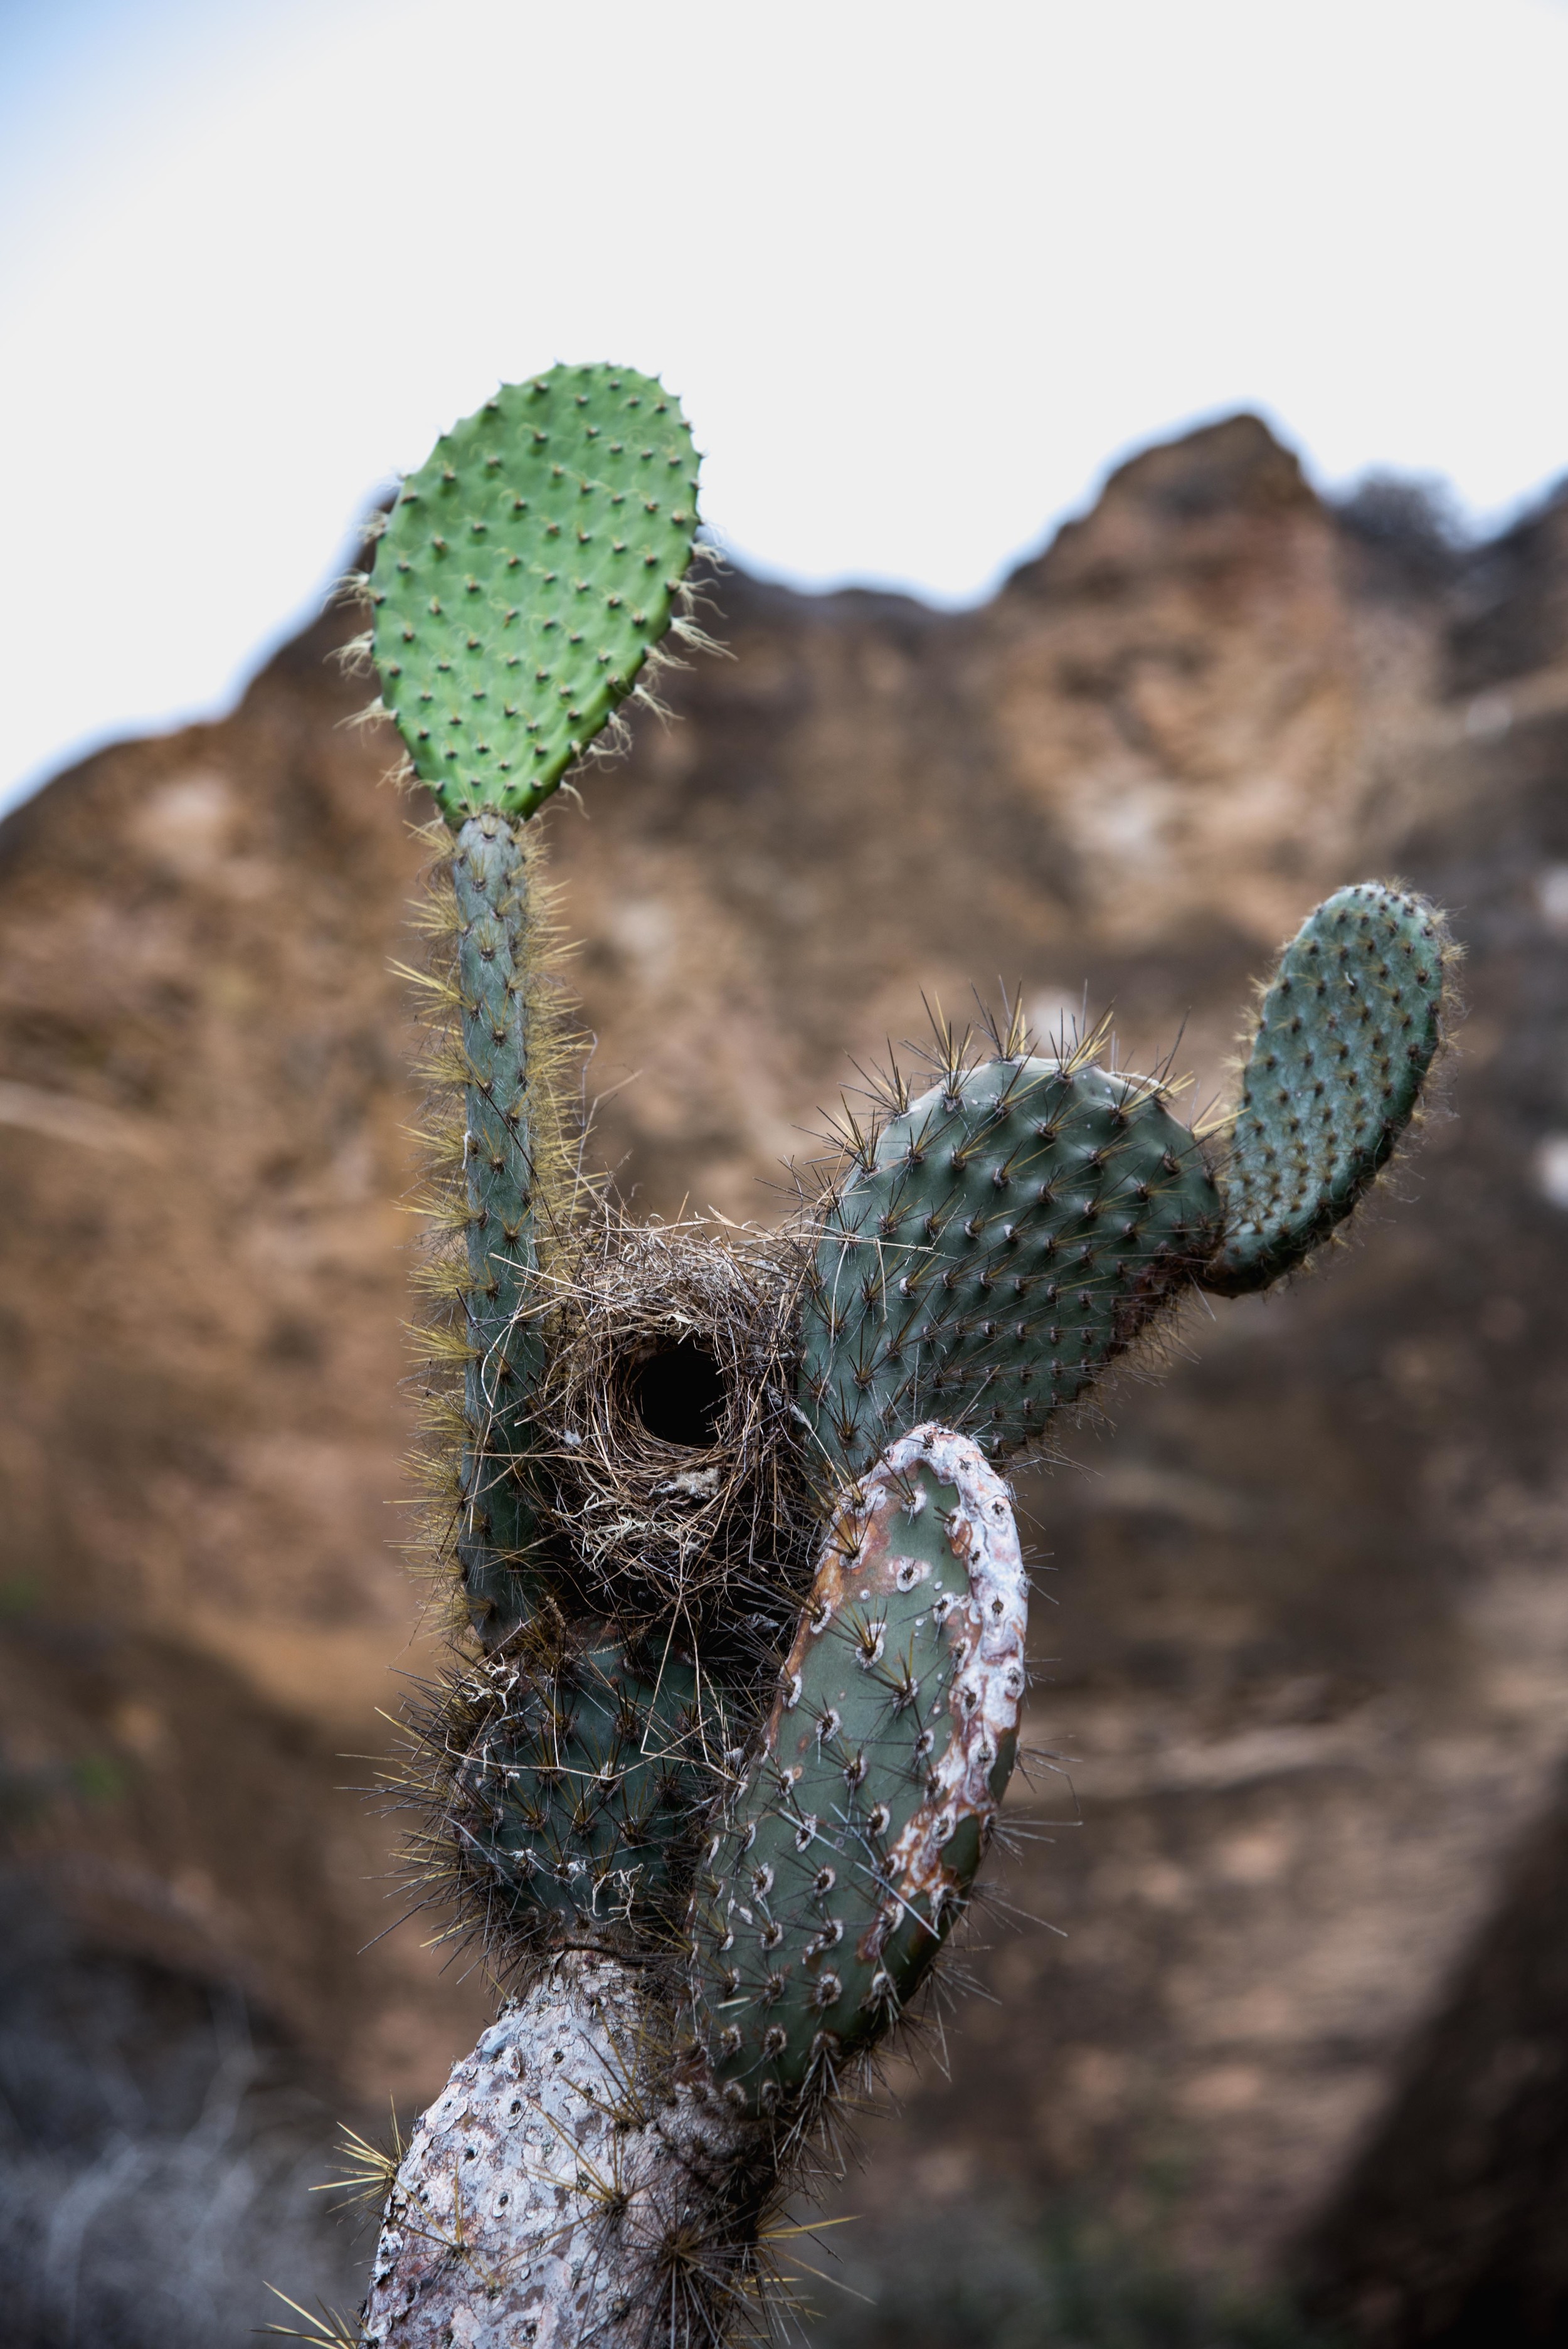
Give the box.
[338,364,1456,2349]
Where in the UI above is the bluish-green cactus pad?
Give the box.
[798,1057,1224,1481]
[694,1427,1027,2114]
[1202,881,1449,1295]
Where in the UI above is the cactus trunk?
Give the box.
[360,1958,768,2349]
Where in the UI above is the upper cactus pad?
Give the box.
[372,364,702,826]
[1202,883,1450,1295]
[798,1056,1223,1480]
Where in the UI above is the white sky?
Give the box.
[3,0,1567,815]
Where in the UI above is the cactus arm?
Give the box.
[1201,881,1452,1296]
[371,368,704,1642]
[447,811,558,1639]
[693,1426,1027,2116]
[798,1056,1222,1480]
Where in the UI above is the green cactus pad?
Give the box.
[372,364,702,826]
[443,1635,724,1949]
[1202,882,1450,1296]
[798,1056,1223,1482]
[692,1427,1027,2116]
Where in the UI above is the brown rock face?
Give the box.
[4,411,1568,2341]
[1300,1762,1568,2344]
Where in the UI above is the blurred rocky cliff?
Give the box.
[4,414,1568,2344]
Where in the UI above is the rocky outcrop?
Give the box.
[4,413,1568,2341]
[1299,1761,1568,2343]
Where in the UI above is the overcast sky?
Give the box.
[3,0,1567,815]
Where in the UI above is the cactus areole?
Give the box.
[339,365,1455,2348]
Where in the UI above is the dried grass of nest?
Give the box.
[527,1209,822,1641]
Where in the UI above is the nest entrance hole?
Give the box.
[628,1339,725,1448]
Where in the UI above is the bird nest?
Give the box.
[527,1212,823,1650]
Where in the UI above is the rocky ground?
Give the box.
[3,413,1567,2344]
